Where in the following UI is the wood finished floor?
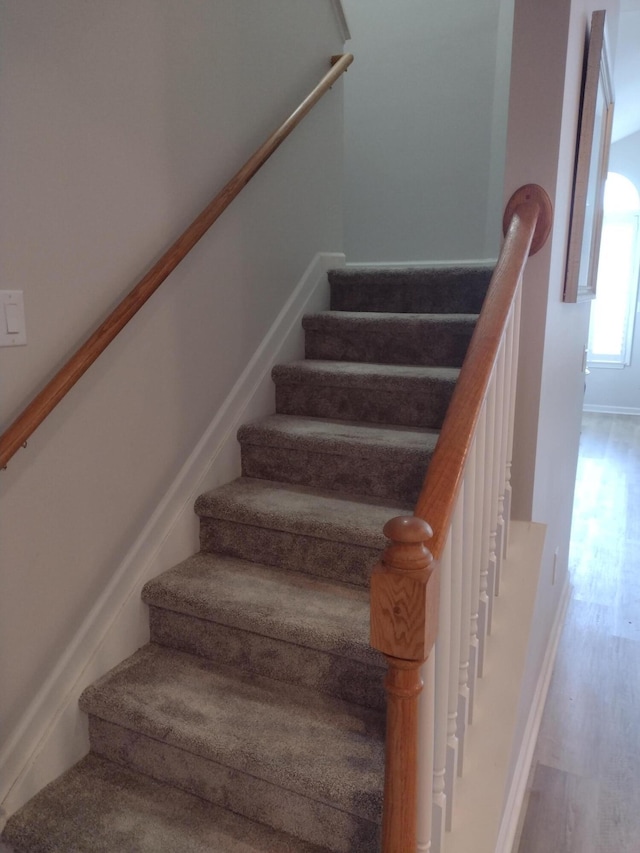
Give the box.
[514,413,640,853]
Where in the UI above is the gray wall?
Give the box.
[342,0,514,263]
[0,0,344,761]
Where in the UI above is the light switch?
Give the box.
[6,302,21,334]
[0,291,27,346]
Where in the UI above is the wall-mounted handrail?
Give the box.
[0,53,353,470]
[370,183,552,853]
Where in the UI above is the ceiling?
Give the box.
[611,0,640,141]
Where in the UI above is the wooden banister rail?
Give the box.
[371,183,552,853]
[0,53,353,470]
[414,184,552,557]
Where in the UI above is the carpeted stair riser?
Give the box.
[196,478,401,587]
[88,717,379,853]
[143,552,386,710]
[240,442,427,504]
[199,518,380,587]
[80,645,384,853]
[149,608,386,710]
[329,265,492,313]
[303,311,477,367]
[238,415,438,504]
[273,361,459,429]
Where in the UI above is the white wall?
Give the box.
[0,0,344,762]
[342,0,513,264]
[504,0,619,790]
[584,129,640,413]
[610,7,640,143]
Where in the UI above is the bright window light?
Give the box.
[588,173,640,368]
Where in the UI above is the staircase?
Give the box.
[2,264,492,853]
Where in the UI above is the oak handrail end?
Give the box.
[503,183,553,255]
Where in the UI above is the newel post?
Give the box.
[371,515,440,853]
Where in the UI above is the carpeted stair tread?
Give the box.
[273,361,458,428]
[329,265,492,313]
[304,310,480,326]
[273,359,460,390]
[1,753,330,853]
[303,311,478,366]
[142,551,379,667]
[142,552,386,710]
[238,413,439,459]
[195,477,406,548]
[238,414,438,502]
[80,645,384,823]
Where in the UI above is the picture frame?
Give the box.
[563,9,614,303]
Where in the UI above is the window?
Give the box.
[588,173,640,368]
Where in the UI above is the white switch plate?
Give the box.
[0,291,27,346]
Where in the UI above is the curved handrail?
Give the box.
[0,53,354,469]
[414,183,552,555]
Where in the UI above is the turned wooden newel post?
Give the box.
[371,515,440,853]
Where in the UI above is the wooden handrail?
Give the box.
[370,183,552,853]
[414,183,552,556]
[0,53,354,470]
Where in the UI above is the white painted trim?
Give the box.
[0,252,343,823]
[330,0,351,41]
[494,577,571,853]
[345,258,497,269]
[583,404,640,416]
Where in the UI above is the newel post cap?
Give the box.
[382,515,433,572]
[383,514,433,543]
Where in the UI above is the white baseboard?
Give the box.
[345,258,497,269]
[0,251,343,823]
[583,404,640,416]
[494,576,571,853]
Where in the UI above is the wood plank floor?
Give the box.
[514,413,640,853]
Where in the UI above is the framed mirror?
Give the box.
[564,9,614,303]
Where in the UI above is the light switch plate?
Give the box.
[0,291,27,346]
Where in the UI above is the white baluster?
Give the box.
[417,654,436,853]
[479,377,496,657]
[492,340,507,598]
[432,532,452,852]
[497,308,515,575]
[503,280,522,558]
[471,401,487,703]
[445,489,464,829]
[457,439,477,773]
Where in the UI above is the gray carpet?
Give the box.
[1,264,491,852]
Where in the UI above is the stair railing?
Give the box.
[0,54,353,470]
[370,184,553,853]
